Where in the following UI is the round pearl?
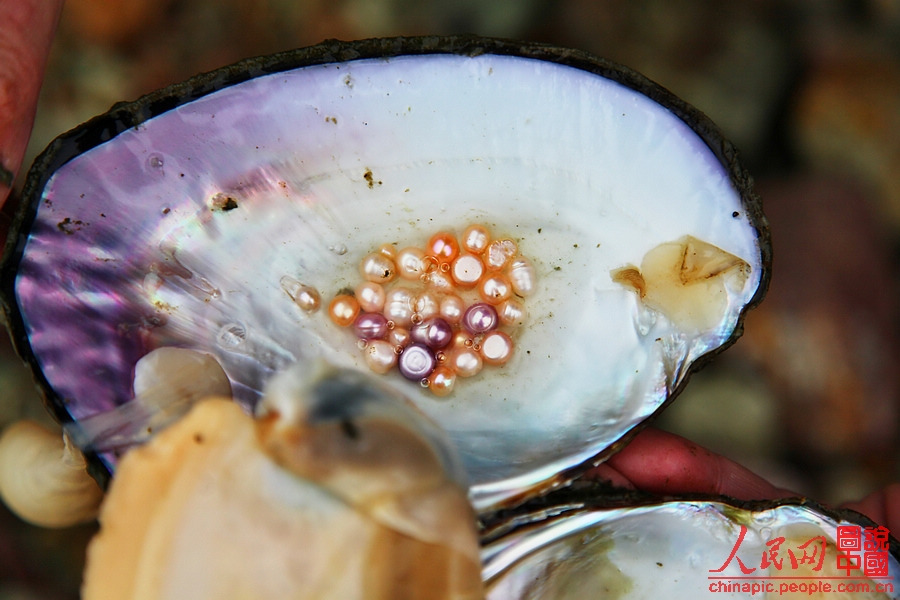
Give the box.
[364,339,397,374]
[387,326,411,350]
[449,347,483,377]
[355,281,386,313]
[480,331,514,365]
[497,298,527,327]
[450,254,484,288]
[359,253,397,283]
[414,291,441,320]
[508,257,537,296]
[428,366,456,397]
[383,287,415,327]
[462,302,498,334]
[462,224,490,254]
[328,294,359,327]
[485,238,517,271]
[427,232,460,263]
[398,343,436,380]
[396,246,426,280]
[378,243,398,260]
[439,294,465,324]
[411,318,453,350]
[479,273,513,305]
[353,312,388,340]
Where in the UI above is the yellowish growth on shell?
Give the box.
[0,420,103,528]
[83,397,484,600]
[611,235,750,333]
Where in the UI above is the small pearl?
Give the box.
[387,326,411,350]
[353,312,389,340]
[451,330,472,349]
[462,303,498,334]
[359,253,397,284]
[396,246,426,280]
[497,298,527,327]
[423,269,454,291]
[427,232,460,263]
[378,243,398,260]
[485,238,517,271]
[383,287,415,327]
[462,224,490,254]
[439,294,465,324]
[428,366,456,396]
[398,343,436,380]
[328,294,359,327]
[479,273,513,305]
[280,276,321,312]
[480,331,514,365]
[449,347,483,377]
[411,318,453,349]
[508,257,537,296]
[450,254,484,288]
[355,281,386,313]
[414,291,441,320]
[364,339,397,374]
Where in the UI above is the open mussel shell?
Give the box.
[0,36,769,510]
[482,486,900,598]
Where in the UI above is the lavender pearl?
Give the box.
[462,302,498,334]
[398,343,436,380]
[353,312,389,340]
[411,317,454,349]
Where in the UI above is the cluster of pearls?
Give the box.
[328,224,536,396]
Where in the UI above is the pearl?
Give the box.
[353,312,388,340]
[414,291,441,320]
[328,294,359,327]
[449,347,482,377]
[462,224,490,254]
[485,238,517,271]
[387,326,411,350]
[411,318,453,349]
[462,302,498,334]
[480,331,514,365]
[378,243,398,260]
[508,257,537,296]
[427,232,460,263]
[497,298,527,327]
[398,343,436,380]
[450,254,484,288]
[383,287,415,327]
[439,294,465,324]
[428,366,456,396]
[359,253,397,284]
[396,246,426,280]
[280,276,321,312]
[479,273,513,305]
[363,339,397,374]
[355,281,386,313]
[423,269,454,291]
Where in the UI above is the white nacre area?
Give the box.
[17,52,764,509]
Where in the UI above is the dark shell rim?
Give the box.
[0,34,772,490]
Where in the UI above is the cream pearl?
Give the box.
[439,294,465,324]
[480,331,514,365]
[355,281,386,313]
[396,246,426,280]
[383,287,415,327]
[359,253,397,284]
[497,298,527,327]
[479,273,513,305]
[462,224,490,254]
[449,347,483,378]
[364,339,398,374]
[507,257,537,297]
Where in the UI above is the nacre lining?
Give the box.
[5,41,766,510]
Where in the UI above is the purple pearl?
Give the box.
[411,317,453,349]
[462,302,498,334]
[353,312,388,340]
[398,343,436,380]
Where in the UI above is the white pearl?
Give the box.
[480,331,513,365]
[414,290,441,320]
[355,281,386,313]
[508,257,537,296]
[359,253,396,284]
[364,339,397,374]
[383,287,414,327]
[396,246,426,280]
[439,294,465,324]
[451,254,484,288]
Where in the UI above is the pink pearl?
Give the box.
[353,312,388,340]
[508,257,537,296]
[383,287,415,327]
[411,318,453,349]
[449,347,482,377]
[355,281,386,313]
[414,291,441,320]
[462,303,498,334]
[439,294,465,324]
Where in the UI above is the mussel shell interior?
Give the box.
[1,38,768,509]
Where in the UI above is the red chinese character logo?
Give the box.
[787,536,826,571]
[710,524,756,574]
[863,526,891,577]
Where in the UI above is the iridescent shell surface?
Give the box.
[1,37,769,509]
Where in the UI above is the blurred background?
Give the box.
[1,0,899,597]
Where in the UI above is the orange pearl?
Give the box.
[479,273,513,305]
[462,224,490,254]
[428,366,456,396]
[427,232,460,264]
[328,294,359,327]
[480,331,514,365]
